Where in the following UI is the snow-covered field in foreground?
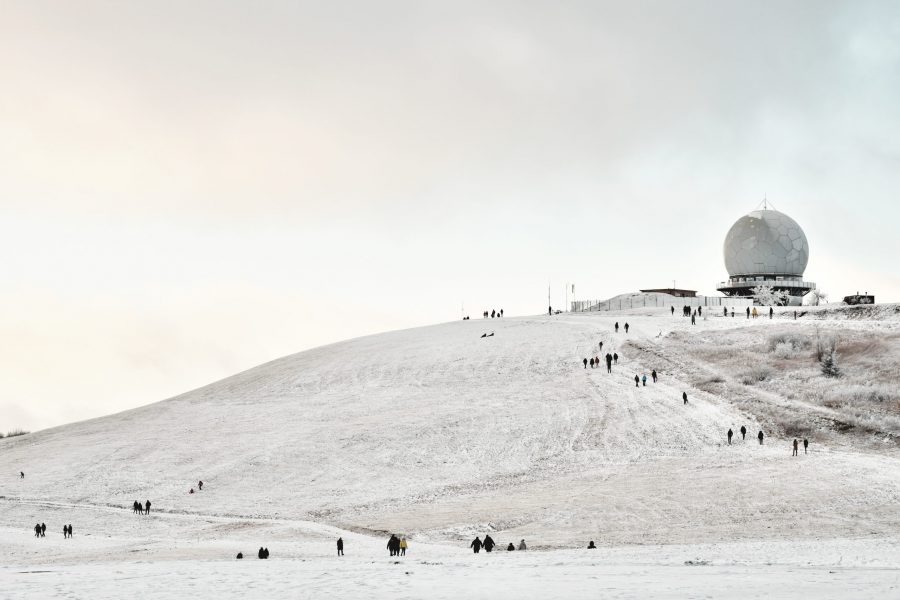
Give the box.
[2,306,899,597]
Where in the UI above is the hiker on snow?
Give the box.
[583,358,588,369]
[727,429,733,445]
[682,392,688,405]
[651,370,657,383]
[483,535,496,552]
[470,537,483,553]
[740,425,747,440]
[792,439,799,456]
[337,537,344,556]
[758,431,764,445]
[634,375,640,387]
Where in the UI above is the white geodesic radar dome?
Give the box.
[723,209,809,277]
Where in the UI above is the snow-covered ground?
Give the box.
[2,306,899,597]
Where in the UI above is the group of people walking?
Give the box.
[614,322,629,333]
[132,500,152,515]
[633,370,659,386]
[386,534,409,556]
[585,353,618,372]
[470,535,526,553]
[484,309,504,319]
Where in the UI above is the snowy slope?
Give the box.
[2,309,900,550]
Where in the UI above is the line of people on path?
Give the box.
[726,427,810,455]
[483,309,504,318]
[614,322,629,333]
[132,500,152,515]
[585,352,619,371]
[32,522,73,540]
[470,535,526,553]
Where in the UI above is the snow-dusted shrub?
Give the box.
[773,342,796,359]
[821,350,840,378]
[776,416,812,437]
[5,428,28,438]
[815,333,838,362]
[740,365,774,385]
[823,384,895,407]
[767,332,810,353]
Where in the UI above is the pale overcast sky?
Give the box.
[2,1,898,431]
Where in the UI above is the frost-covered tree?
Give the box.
[807,288,828,306]
[750,285,789,307]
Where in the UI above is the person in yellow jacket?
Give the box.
[752,307,758,318]
[400,536,408,556]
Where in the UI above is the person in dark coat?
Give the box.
[337,537,344,556]
[613,353,618,365]
[133,500,139,514]
[615,322,619,333]
[507,543,515,551]
[651,370,657,383]
[387,535,399,556]
[682,392,688,405]
[624,323,630,333]
[698,307,702,317]
[724,306,728,317]
[20,471,24,479]
[62,525,67,538]
[198,481,203,491]
[41,523,46,537]
[236,552,243,559]
[746,306,751,319]
[590,357,595,369]
[671,306,675,315]
[605,354,612,373]
[634,375,640,387]
[483,535,496,552]
[803,438,809,453]
[470,537,483,553]
[588,541,596,549]
[583,358,588,369]
[599,341,603,351]
[758,430,764,445]
[258,547,265,559]
[740,425,747,440]
[144,500,151,514]
[769,307,774,319]
[792,438,799,456]
[34,523,41,538]
[68,524,73,538]
[727,429,733,445]
[691,313,696,325]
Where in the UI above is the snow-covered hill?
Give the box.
[3,308,900,598]
[4,308,900,547]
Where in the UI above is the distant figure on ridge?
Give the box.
[500,309,504,317]
[337,537,344,556]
